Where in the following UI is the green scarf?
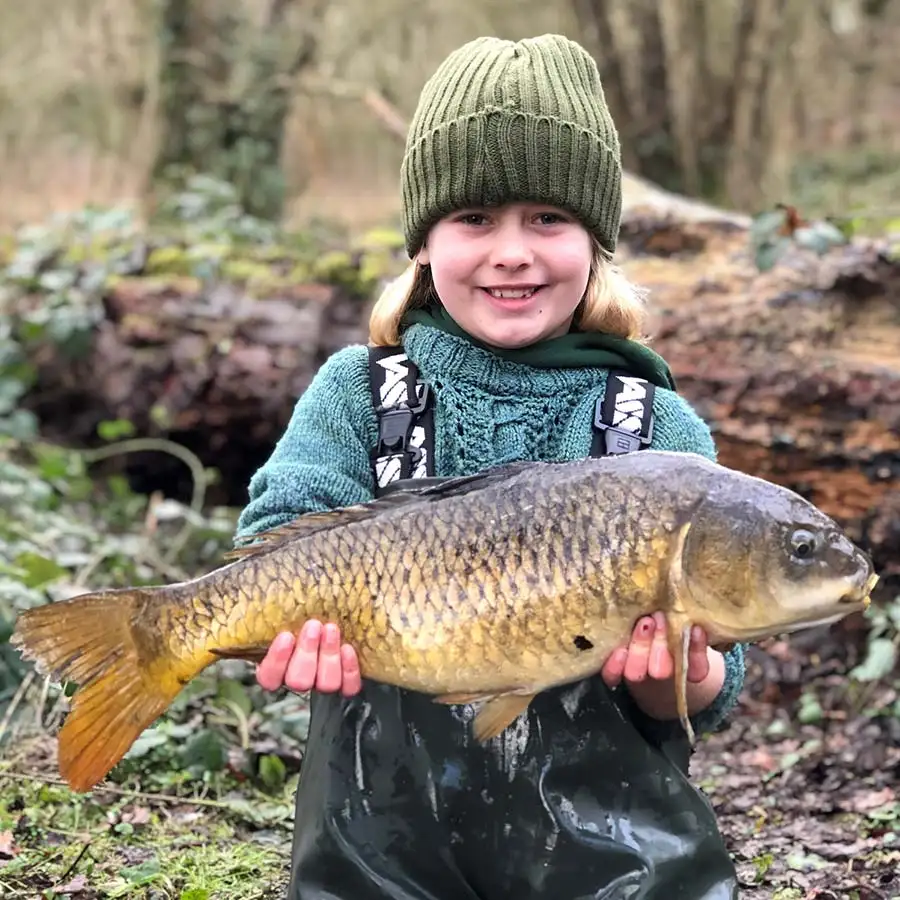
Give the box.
[403,306,677,391]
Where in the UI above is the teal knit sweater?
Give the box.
[234,322,745,736]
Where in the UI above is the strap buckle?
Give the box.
[593,409,654,455]
[374,383,431,461]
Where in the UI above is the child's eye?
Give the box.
[458,213,487,226]
[537,212,565,225]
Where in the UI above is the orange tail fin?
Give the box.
[10,589,197,793]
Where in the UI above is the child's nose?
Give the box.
[489,227,533,269]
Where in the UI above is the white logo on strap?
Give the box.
[374,351,429,486]
[611,376,648,435]
[376,353,412,407]
[375,425,428,487]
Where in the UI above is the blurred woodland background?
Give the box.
[1,3,899,898]
[1,0,899,231]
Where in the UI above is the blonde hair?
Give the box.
[368,236,649,347]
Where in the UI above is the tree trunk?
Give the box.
[569,0,897,209]
[153,0,321,220]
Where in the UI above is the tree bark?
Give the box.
[153,0,321,220]
[569,0,896,209]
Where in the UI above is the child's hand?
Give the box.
[600,612,710,688]
[255,620,362,697]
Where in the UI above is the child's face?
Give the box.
[416,203,593,349]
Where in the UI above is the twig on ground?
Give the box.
[80,437,209,563]
[0,769,245,810]
[0,670,35,746]
[55,839,92,885]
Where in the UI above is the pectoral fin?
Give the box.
[666,614,695,745]
[664,513,699,746]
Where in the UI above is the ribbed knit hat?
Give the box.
[400,34,622,258]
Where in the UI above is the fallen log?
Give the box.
[618,212,900,593]
[9,205,900,596]
[15,271,372,504]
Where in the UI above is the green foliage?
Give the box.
[151,173,284,246]
[788,148,900,232]
[796,689,824,725]
[749,205,849,272]
[153,0,314,221]
[0,205,134,440]
[0,322,37,442]
[0,772,291,899]
[2,173,404,310]
[0,424,317,791]
[0,436,234,699]
[0,186,408,803]
[0,178,405,447]
[113,668,311,794]
[851,597,900,684]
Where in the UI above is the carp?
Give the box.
[11,450,876,793]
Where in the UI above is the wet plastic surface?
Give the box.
[286,677,739,899]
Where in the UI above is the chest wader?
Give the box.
[285,348,739,900]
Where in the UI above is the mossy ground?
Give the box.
[0,732,295,900]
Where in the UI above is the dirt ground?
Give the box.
[692,634,899,900]
[1,629,897,899]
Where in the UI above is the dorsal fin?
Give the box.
[224,460,540,562]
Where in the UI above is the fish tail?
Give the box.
[11,587,197,793]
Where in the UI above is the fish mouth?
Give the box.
[840,571,879,607]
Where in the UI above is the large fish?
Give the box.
[11,451,876,793]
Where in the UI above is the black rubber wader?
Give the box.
[285,677,739,900]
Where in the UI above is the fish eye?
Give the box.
[790,528,818,561]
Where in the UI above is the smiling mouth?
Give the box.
[481,286,543,300]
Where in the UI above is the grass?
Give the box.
[0,733,296,900]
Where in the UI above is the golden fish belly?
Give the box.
[265,524,665,695]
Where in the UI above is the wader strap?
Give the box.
[368,352,655,493]
[368,346,435,495]
[590,371,655,457]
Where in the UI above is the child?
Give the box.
[235,34,744,899]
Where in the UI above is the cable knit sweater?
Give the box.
[235,322,745,736]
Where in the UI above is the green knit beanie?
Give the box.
[400,34,622,258]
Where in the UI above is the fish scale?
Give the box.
[10,451,877,793]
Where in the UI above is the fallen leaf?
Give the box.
[744,748,776,771]
[849,787,897,813]
[766,640,794,662]
[57,874,89,894]
[120,805,152,827]
[0,830,16,860]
